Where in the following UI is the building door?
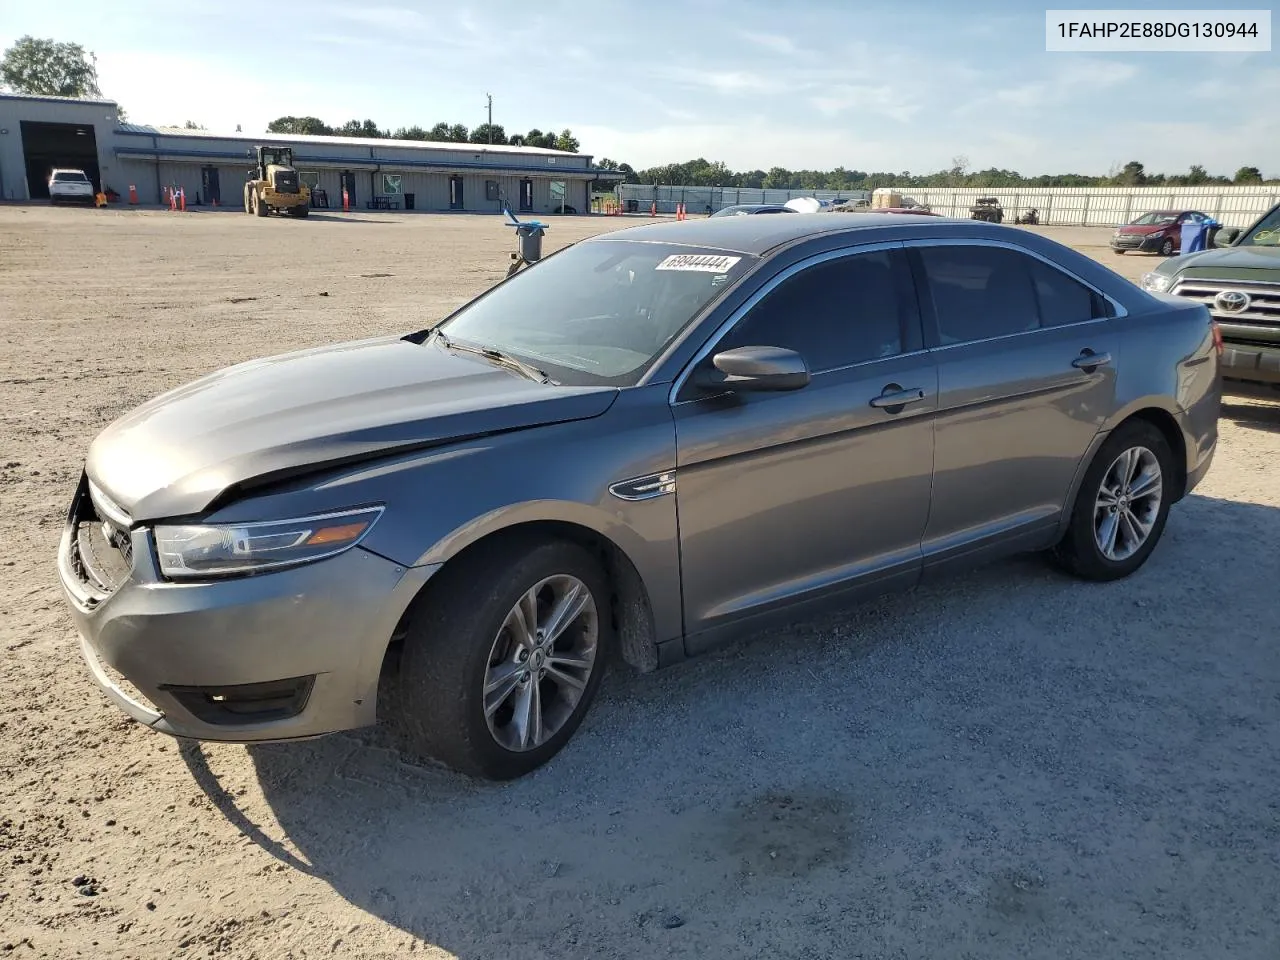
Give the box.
[450,176,464,209]
[19,121,100,199]
[519,179,533,211]
[340,170,357,206]
[200,166,220,205]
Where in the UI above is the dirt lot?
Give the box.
[1,206,1277,960]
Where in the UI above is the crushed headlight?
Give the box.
[1139,272,1174,293]
[154,507,383,578]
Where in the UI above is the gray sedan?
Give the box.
[58,214,1221,779]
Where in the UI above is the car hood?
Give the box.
[1172,245,1280,273]
[86,335,618,521]
[1117,224,1172,235]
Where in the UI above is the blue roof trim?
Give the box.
[112,145,623,178]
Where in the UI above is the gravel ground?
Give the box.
[1,206,1277,960]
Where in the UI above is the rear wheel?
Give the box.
[394,538,611,779]
[1052,420,1175,581]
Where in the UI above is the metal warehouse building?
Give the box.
[0,93,620,212]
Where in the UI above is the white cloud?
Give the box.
[660,67,774,94]
[810,84,919,120]
[737,31,802,55]
[95,49,368,133]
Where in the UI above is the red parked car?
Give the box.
[1111,209,1209,256]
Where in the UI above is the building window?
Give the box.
[519,179,533,211]
[299,171,321,189]
[450,176,464,209]
[485,179,500,202]
[551,180,566,213]
[382,174,402,195]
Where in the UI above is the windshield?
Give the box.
[437,240,756,386]
[1239,206,1280,247]
[1130,211,1178,226]
[52,171,89,182]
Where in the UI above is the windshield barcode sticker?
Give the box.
[655,254,742,273]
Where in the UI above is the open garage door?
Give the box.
[20,121,100,199]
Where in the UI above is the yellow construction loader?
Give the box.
[243,146,310,218]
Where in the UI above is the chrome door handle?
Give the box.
[1072,351,1111,370]
[870,386,927,409]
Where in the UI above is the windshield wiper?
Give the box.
[431,329,551,384]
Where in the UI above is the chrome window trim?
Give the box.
[925,317,1108,353]
[902,236,1131,321]
[668,240,908,405]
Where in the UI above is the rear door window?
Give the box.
[917,246,1038,344]
[917,245,1110,343]
[1028,258,1112,326]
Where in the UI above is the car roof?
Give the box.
[588,212,970,255]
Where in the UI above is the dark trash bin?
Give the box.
[516,224,545,262]
[625,199,639,213]
[404,193,415,210]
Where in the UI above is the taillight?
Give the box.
[1211,321,1224,357]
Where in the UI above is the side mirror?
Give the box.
[1214,227,1240,247]
[694,345,810,393]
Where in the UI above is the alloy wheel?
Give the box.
[482,574,598,752]
[1093,445,1163,562]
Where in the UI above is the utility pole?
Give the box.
[485,93,493,144]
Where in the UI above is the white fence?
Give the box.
[899,187,1278,228]
[616,184,870,214]
[616,184,1278,227]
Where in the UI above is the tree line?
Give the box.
[610,157,1277,190]
[265,116,581,153]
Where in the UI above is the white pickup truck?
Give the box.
[48,168,95,204]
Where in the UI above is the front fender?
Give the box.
[208,385,684,645]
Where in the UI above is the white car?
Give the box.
[48,168,95,205]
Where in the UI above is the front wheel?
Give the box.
[393,538,611,779]
[1159,237,1175,256]
[289,204,309,218]
[252,192,267,217]
[1051,420,1175,581]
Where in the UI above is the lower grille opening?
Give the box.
[162,676,315,725]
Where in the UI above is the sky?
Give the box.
[0,0,1276,176]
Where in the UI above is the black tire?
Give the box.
[1051,420,1175,581]
[244,185,253,214]
[1159,237,1174,256]
[291,204,309,218]
[1113,248,1125,255]
[394,538,612,780]
[253,192,267,217]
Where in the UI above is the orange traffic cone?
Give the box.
[128,184,138,205]
[342,187,350,212]
[179,187,186,212]
[650,201,656,217]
